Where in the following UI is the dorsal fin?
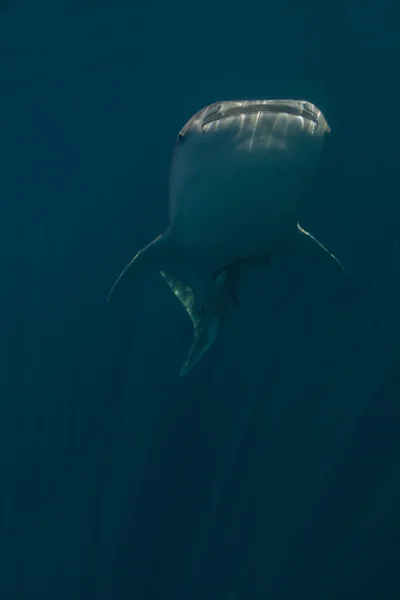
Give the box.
[160,271,219,377]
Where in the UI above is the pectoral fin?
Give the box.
[295,223,345,274]
[107,233,166,303]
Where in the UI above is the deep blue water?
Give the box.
[0,1,399,598]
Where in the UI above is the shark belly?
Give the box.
[169,158,305,271]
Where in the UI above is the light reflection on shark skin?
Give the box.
[108,99,343,376]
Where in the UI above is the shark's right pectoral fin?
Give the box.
[295,223,345,274]
[160,272,219,377]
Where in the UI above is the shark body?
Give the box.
[108,99,344,376]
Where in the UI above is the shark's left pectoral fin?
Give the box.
[160,272,218,377]
[295,223,345,274]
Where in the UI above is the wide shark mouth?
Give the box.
[201,101,319,132]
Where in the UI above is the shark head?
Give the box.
[169,100,330,220]
[177,99,330,141]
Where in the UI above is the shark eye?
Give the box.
[178,132,185,141]
[201,104,223,131]
[301,105,319,131]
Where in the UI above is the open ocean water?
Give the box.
[0,1,399,599]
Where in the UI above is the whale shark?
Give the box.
[108,99,344,376]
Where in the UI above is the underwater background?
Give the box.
[0,0,399,598]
